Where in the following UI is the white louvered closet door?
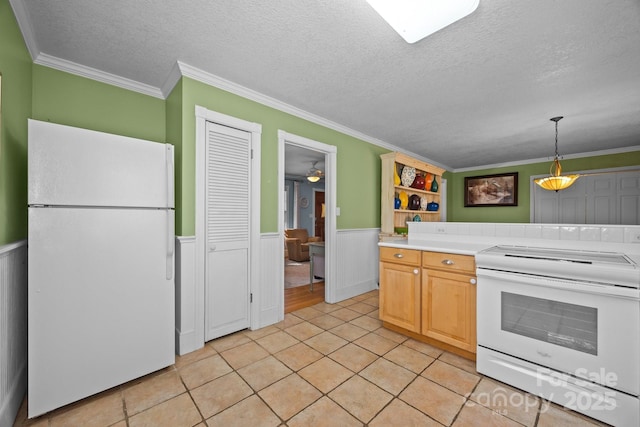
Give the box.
[205,121,252,341]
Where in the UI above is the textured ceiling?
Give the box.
[10,0,640,170]
[284,145,325,180]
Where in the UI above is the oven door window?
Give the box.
[501,292,597,355]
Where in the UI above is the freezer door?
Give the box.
[28,119,174,208]
[28,207,175,417]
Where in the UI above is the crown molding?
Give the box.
[452,145,640,173]
[34,53,164,99]
[8,0,39,60]
[172,61,446,170]
[28,51,440,168]
[161,61,183,98]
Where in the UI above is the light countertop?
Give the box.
[378,238,488,256]
[379,233,640,265]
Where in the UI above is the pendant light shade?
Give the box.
[306,161,323,182]
[534,117,579,192]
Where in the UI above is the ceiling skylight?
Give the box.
[366,0,480,43]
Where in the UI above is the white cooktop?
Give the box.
[476,245,640,288]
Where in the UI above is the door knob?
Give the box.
[470,278,477,285]
[413,269,419,275]
[442,259,454,265]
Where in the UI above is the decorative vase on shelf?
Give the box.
[430,176,439,192]
[408,194,421,210]
[394,197,401,209]
[427,201,440,211]
[400,166,416,187]
[424,173,434,191]
[410,173,425,189]
[413,214,422,222]
[399,191,409,209]
[420,196,428,211]
[394,166,401,186]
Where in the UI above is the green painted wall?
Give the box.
[166,79,183,234]
[174,77,388,235]
[32,66,165,142]
[448,151,640,222]
[0,0,32,246]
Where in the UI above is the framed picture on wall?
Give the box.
[464,172,518,207]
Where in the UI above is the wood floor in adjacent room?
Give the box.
[285,282,325,313]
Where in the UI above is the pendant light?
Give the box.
[306,161,323,182]
[534,116,579,192]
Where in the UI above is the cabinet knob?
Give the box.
[413,269,419,275]
[394,253,404,259]
[470,278,477,285]
[441,259,454,265]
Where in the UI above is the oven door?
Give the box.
[477,268,640,395]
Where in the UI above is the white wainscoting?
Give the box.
[175,236,203,356]
[257,233,283,328]
[0,240,28,427]
[174,230,379,355]
[334,229,380,302]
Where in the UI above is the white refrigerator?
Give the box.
[27,119,175,417]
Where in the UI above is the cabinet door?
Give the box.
[422,269,476,352]
[379,261,421,332]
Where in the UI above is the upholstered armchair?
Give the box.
[284,228,321,262]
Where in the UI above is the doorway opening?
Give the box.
[283,148,325,312]
[278,131,337,315]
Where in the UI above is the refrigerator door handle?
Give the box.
[166,145,174,208]
[166,210,174,280]
[165,144,175,280]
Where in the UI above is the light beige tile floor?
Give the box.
[14,289,611,427]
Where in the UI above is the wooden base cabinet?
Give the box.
[422,269,477,352]
[379,248,421,333]
[421,251,477,353]
[379,248,477,359]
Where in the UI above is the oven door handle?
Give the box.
[476,268,640,300]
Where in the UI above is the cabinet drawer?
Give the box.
[380,247,421,266]
[422,251,475,273]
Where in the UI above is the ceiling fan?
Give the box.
[306,161,324,182]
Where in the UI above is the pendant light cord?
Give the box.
[554,121,559,159]
[550,116,563,160]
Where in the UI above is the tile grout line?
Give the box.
[180,376,207,426]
